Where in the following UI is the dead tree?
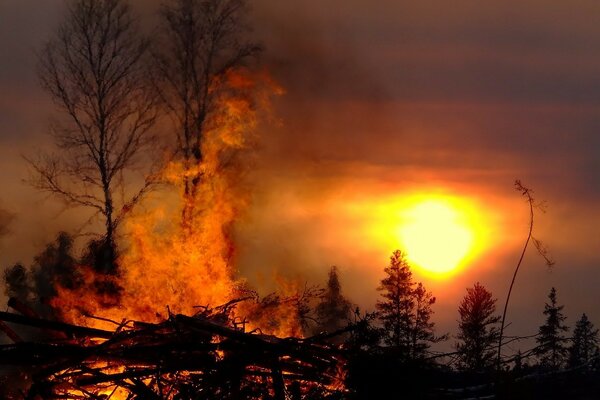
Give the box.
[152,0,261,233]
[496,180,554,369]
[31,0,158,272]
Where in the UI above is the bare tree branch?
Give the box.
[30,0,159,270]
[152,0,261,233]
[496,180,554,370]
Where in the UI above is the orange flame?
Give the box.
[50,70,304,339]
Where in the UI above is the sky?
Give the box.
[1,0,600,353]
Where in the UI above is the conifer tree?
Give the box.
[535,287,569,369]
[513,349,524,373]
[376,250,442,359]
[315,266,352,336]
[456,282,500,371]
[410,282,443,359]
[568,313,599,369]
[376,250,414,351]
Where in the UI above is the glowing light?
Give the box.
[49,70,302,338]
[395,194,488,278]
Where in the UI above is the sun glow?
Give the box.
[396,196,486,278]
[358,190,490,279]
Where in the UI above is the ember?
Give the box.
[0,297,348,399]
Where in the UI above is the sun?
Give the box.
[396,195,486,278]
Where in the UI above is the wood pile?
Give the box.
[0,298,347,399]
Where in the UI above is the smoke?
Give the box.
[0,207,14,238]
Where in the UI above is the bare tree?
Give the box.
[496,180,554,369]
[31,0,158,272]
[152,0,261,233]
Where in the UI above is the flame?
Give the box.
[49,69,298,338]
[238,276,311,338]
[39,70,345,399]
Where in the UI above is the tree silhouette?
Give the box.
[314,266,352,340]
[513,349,526,373]
[377,250,413,351]
[568,313,599,370]
[497,180,554,369]
[3,232,81,317]
[3,263,31,302]
[345,308,381,352]
[152,0,261,233]
[410,282,444,359]
[456,282,500,371]
[31,0,158,273]
[376,250,442,360]
[535,287,569,370]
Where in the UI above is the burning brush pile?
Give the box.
[0,118,351,398]
[0,1,353,397]
[0,30,346,400]
[0,296,348,399]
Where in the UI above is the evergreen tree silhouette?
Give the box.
[315,266,352,340]
[376,250,442,359]
[535,287,569,370]
[456,282,500,371]
[568,313,599,370]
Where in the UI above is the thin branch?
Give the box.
[497,180,553,370]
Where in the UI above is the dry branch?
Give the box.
[0,303,348,399]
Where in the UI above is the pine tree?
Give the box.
[568,313,599,370]
[535,287,569,369]
[315,266,352,337]
[513,349,524,373]
[456,282,500,371]
[376,250,442,359]
[377,250,414,350]
[410,282,443,359]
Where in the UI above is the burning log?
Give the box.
[0,301,349,399]
[7,297,39,319]
[0,311,114,339]
[0,321,22,343]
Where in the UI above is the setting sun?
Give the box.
[356,190,492,280]
[398,198,478,276]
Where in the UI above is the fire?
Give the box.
[21,68,351,400]
[239,276,318,338]
[49,69,302,338]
